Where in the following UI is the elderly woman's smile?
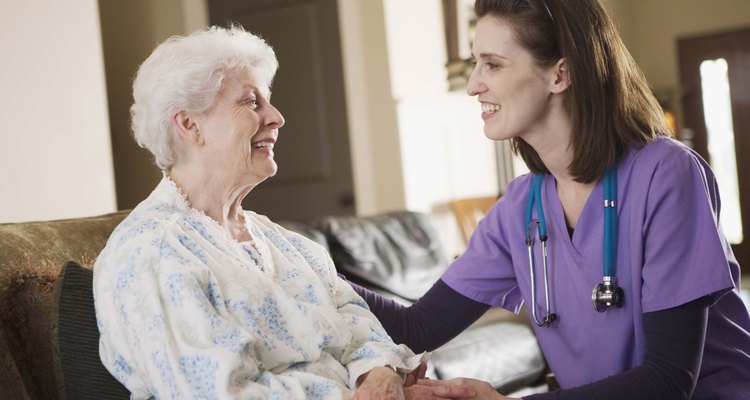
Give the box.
[252,138,275,154]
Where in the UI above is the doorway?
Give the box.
[678,27,750,271]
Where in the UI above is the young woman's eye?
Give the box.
[484,62,499,71]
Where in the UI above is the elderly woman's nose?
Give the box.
[266,104,285,129]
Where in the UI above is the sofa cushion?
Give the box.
[51,261,129,400]
[313,211,449,301]
[430,322,546,394]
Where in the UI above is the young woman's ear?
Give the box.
[550,58,571,94]
[172,110,203,145]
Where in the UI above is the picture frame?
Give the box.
[443,0,476,91]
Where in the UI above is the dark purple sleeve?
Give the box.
[348,278,490,353]
[525,296,710,400]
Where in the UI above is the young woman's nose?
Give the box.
[466,64,485,97]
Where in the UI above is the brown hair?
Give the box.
[475,0,671,183]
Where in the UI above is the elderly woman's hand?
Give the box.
[353,366,405,400]
[403,361,428,386]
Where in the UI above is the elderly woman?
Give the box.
[93,26,461,400]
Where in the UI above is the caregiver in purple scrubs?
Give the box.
[352,0,750,398]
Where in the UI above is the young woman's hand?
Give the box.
[412,377,519,400]
[404,381,476,400]
[402,362,476,399]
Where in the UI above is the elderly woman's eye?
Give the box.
[243,98,259,109]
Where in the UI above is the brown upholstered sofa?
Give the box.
[0,210,546,399]
[0,211,130,400]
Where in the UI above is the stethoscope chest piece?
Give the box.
[592,276,625,312]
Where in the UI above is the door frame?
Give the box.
[678,26,750,270]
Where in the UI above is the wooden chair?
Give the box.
[449,195,499,244]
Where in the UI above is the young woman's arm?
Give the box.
[350,279,491,352]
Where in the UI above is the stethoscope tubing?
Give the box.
[525,166,621,327]
[526,174,554,327]
[603,166,617,277]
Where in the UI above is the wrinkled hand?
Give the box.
[404,362,428,387]
[412,378,520,400]
[354,367,404,400]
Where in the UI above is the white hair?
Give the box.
[130,25,278,170]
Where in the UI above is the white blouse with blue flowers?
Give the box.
[94,177,423,399]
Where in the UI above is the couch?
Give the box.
[0,210,547,399]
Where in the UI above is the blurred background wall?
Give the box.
[1,0,748,255]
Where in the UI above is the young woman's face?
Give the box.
[195,67,285,185]
[466,16,553,142]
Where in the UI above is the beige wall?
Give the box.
[0,0,116,223]
[3,0,747,231]
[338,0,408,217]
[0,0,207,223]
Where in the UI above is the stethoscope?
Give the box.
[525,166,625,328]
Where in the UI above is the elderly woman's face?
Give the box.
[194,66,284,185]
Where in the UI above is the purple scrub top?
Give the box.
[442,136,750,398]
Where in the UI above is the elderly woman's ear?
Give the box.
[172,110,203,145]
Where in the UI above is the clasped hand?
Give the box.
[354,362,520,400]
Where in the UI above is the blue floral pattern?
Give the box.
[93,177,423,399]
[179,354,219,399]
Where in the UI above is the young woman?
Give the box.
[353,1,750,399]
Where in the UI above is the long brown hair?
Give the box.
[475,0,671,183]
